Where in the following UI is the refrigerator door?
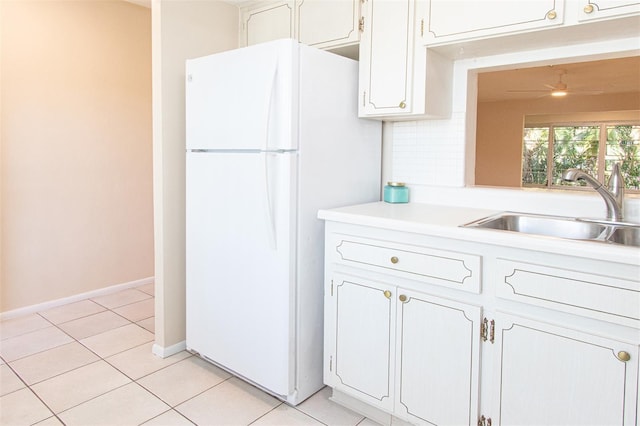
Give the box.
[186,150,296,396]
[186,39,295,151]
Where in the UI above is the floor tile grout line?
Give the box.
[88,289,154,312]
[37,300,108,327]
[165,374,236,411]
[247,401,330,426]
[3,286,371,426]
[53,380,136,418]
[2,360,59,422]
[14,357,106,389]
[10,291,180,425]
[1,286,186,426]
[144,407,197,426]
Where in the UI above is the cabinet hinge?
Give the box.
[481,318,495,344]
[481,318,488,342]
[420,18,424,37]
[329,356,333,372]
[478,415,492,426]
[330,280,334,297]
[358,16,365,32]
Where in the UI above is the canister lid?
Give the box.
[387,182,406,187]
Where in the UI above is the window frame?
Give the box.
[522,120,639,192]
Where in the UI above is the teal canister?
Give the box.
[383,182,409,203]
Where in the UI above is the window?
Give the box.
[522,123,640,191]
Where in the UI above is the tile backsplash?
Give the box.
[391,112,466,187]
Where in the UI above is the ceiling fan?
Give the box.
[508,69,603,97]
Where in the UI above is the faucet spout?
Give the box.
[562,164,625,222]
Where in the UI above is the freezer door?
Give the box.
[186,151,296,396]
[185,40,295,151]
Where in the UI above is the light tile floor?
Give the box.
[0,284,377,426]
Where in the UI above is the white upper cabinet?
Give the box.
[578,0,640,21]
[423,0,564,44]
[297,0,361,49]
[359,0,452,120]
[240,0,361,51]
[241,1,295,47]
[359,0,414,116]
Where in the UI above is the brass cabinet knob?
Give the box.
[390,256,399,264]
[399,294,407,302]
[584,4,594,13]
[547,10,557,19]
[617,351,631,362]
[399,101,406,109]
[384,290,392,299]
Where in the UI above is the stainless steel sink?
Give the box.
[463,212,640,247]
[606,225,640,247]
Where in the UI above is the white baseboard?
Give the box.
[0,277,155,321]
[152,341,187,358]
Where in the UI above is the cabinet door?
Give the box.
[578,0,640,21]
[359,0,415,116]
[493,312,639,426]
[242,1,295,47]
[297,0,360,49]
[395,290,482,426]
[325,274,396,412]
[424,0,563,44]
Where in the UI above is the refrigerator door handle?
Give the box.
[262,152,277,250]
[261,58,279,249]
[264,62,278,152]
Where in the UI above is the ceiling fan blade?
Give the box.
[506,89,549,93]
[570,89,604,94]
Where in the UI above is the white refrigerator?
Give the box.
[185,39,381,405]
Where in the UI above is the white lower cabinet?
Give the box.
[493,312,639,426]
[395,288,481,425]
[322,220,639,425]
[328,275,396,412]
[325,273,481,425]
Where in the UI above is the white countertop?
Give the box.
[319,202,640,266]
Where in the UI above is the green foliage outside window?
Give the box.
[522,123,640,191]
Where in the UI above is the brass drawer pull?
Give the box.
[390,256,399,264]
[617,351,631,362]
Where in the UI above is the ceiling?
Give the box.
[477,55,640,102]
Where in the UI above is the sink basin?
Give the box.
[463,212,640,247]
[468,213,608,240]
[607,225,640,247]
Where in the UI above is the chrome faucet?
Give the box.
[562,163,625,221]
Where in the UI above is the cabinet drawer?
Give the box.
[496,259,640,327]
[331,235,481,293]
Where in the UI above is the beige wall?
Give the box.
[1,1,153,312]
[152,0,238,353]
[475,92,640,187]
